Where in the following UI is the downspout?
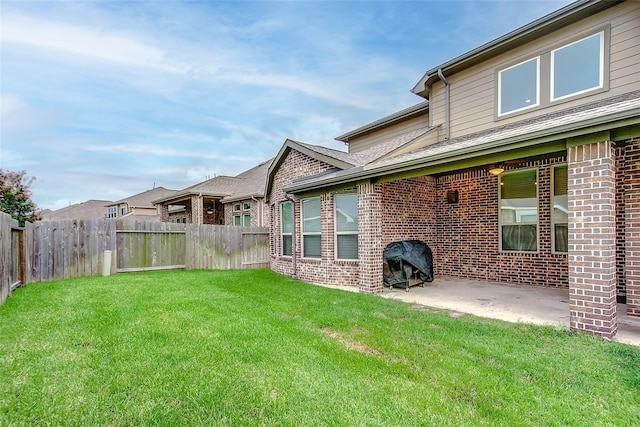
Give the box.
[285,194,296,277]
[437,68,450,140]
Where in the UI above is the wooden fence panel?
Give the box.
[116,220,186,272]
[29,219,117,282]
[242,229,270,269]
[186,224,269,270]
[0,212,19,306]
[1,217,269,306]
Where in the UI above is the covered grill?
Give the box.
[383,240,434,291]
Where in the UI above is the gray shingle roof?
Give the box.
[367,91,640,171]
[222,159,272,202]
[285,90,640,193]
[107,187,177,208]
[40,200,112,221]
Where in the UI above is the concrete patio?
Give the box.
[376,276,640,346]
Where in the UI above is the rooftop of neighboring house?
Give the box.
[39,199,112,221]
[153,158,273,205]
[105,187,177,208]
[221,158,273,203]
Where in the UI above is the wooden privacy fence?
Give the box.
[0,212,269,306]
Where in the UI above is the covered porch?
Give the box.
[379,277,640,346]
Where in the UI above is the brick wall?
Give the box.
[269,149,360,286]
[615,143,627,301]
[624,138,640,316]
[223,198,268,227]
[567,141,617,338]
[431,160,568,287]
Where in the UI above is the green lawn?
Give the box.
[1,270,638,426]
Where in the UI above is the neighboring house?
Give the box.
[266,0,640,339]
[154,160,271,227]
[104,187,176,220]
[39,200,113,221]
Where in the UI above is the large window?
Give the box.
[302,197,321,258]
[335,194,358,260]
[500,169,538,251]
[107,207,117,218]
[497,29,608,117]
[551,32,603,101]
[498,57,539,116]
[552,165,568,253]
[281,201,293,257]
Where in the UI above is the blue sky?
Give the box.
[1,0,572,210]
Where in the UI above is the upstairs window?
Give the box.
[496,28,608,118]
[335,194,358,260]
[498,57,539,116]
[500,169,538,252]
[302,197,321,258]
[551,32,603,101]
[281,201,293,257]
[552,165,568,253]
[121,206,127,216]
[107,207,117,218]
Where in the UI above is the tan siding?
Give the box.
[429,1,640,141]
[347,114,429,153]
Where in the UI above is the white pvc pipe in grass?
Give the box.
[102,250,112,276]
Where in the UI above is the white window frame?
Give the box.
[233,215,241,226]
[551,164,569,254]
[243,202,251,210]
[495,27,609,120]
[281,201,293,257]
[499,168,539,252]
[497,57,540,117]
[243,213,251,227]
[233,203,241,212]
[550,31,604,102]
[107,207,117,218]
[301,197,321,259]
[334,193,358,261]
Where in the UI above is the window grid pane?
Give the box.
[337,235,358,260]
[553,165,569,253]
[552,33,602,100]
[499,58,538,115]
[335,194,358,232]
[500,169,538,252]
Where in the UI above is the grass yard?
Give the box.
[1,269,639,426]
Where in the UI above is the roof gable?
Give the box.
[266,139,356,196]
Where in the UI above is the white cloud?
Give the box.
[1,14,189,74]
[83,143,260,163]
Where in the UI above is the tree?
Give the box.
[0,169,40,226]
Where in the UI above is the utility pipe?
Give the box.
[437,68,450,140]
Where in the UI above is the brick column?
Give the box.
[626,138,640,316]
[159,204,170,222]
[191,195,203,225]
[358,182,384,293]
[568,141,617,338]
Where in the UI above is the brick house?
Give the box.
[265,0,640,339]
[154,160,271,227]
[104,187,176,220]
